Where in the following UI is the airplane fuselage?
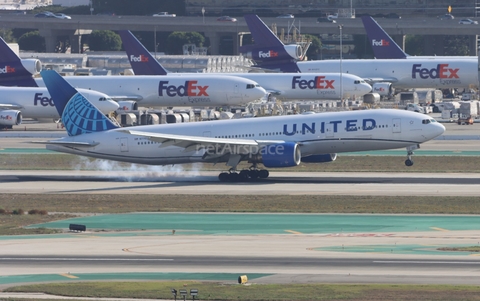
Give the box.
[48,109,445,166]
[296,58,478,89]
[0,87,118,119]
[34,75,266,107]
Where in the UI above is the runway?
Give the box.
[1,170,480,196]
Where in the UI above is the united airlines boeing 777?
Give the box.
[35,70,445,181]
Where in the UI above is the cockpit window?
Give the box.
[246,84,255,89]
[422,119,431,124]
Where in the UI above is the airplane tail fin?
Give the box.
[40,70,118,137]
[361,16,408,59]
[0,37,40,87]
[241,15,301,73]
[118,30,168,76]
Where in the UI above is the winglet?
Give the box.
[361,16,408,59]
[40,70,118,136]
[118,30,168,76]
[0,37,39,86]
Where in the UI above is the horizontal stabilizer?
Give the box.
[30,140,99,147]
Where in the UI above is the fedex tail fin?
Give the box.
[0,37,41,86]
[41,70,118,137]
[361,16,408,59]
[240,14,301,72]
[118,30,168,76]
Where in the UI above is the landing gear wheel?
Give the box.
[239,170,249,180]
[405,159,414,167]
[248,170,259,179]
[258,169,269,178]
[218,172,229,182]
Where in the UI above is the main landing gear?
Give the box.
[405,144,419,167]
[218,168,269,182]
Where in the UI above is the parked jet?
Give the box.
[0,38,266,107]
[361,16,477,60]
[0,86,119,128]
[118,30,372,100]
[241,15,479,95]
[35,70,445,182]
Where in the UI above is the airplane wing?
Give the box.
[109,95,144,101]
[121,129,285,156]
[363,77,398,84]
[30,140,99,147]
[0,103,23,110]
[265,89,283,96]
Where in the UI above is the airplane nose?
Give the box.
[364,83,373,94]
[107,100,120,112]
[436,122,446,136]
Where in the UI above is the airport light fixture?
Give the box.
[338,24,344,104]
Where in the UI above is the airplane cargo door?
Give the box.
[120,137,129,152]
[392,118,401,133]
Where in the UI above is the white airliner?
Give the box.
[241,15,479,96]
[0,87,119,128]
[118,30,373,100]
[36,70,445,181]
[32,75,266,108]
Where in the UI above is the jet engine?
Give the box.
[372,82,394,96]
[0,110,22,126]
[20,59,42,75]
[301,153,337,163]
[284,44,303,60]
[116,101,138,111]
[251,142,301,167]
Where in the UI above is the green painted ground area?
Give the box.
[317,244,480,256]
[25,213,480,236]
[0,272,269,285]
[0,148,54,153]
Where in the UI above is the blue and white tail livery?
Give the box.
[41,70,118,136]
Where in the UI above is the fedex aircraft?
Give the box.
[118,30,372,100]
[0,87,119,128]
[35,70,445,182]
[240,15,479,95]
[361,16,477,60]
[0,38,266,107]
[0,38,41,87]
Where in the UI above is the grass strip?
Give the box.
[5,281,480,300]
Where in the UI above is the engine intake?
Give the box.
[372,82,394,96]
[20,59,42,75]
[0,110,22,126]
[116,101,138,111]
[284,44,303,60]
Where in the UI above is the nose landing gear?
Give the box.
[405,144,419,166]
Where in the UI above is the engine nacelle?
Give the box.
[20,59,42,75]
[252,142,301,168]
[116,101,138,111]
[372,82,394,96]
[284,44,303,60]
[301,153,337,163]
[0,110,22,126]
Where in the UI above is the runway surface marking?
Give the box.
[59,273,78,279]
[430,227,449,232]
